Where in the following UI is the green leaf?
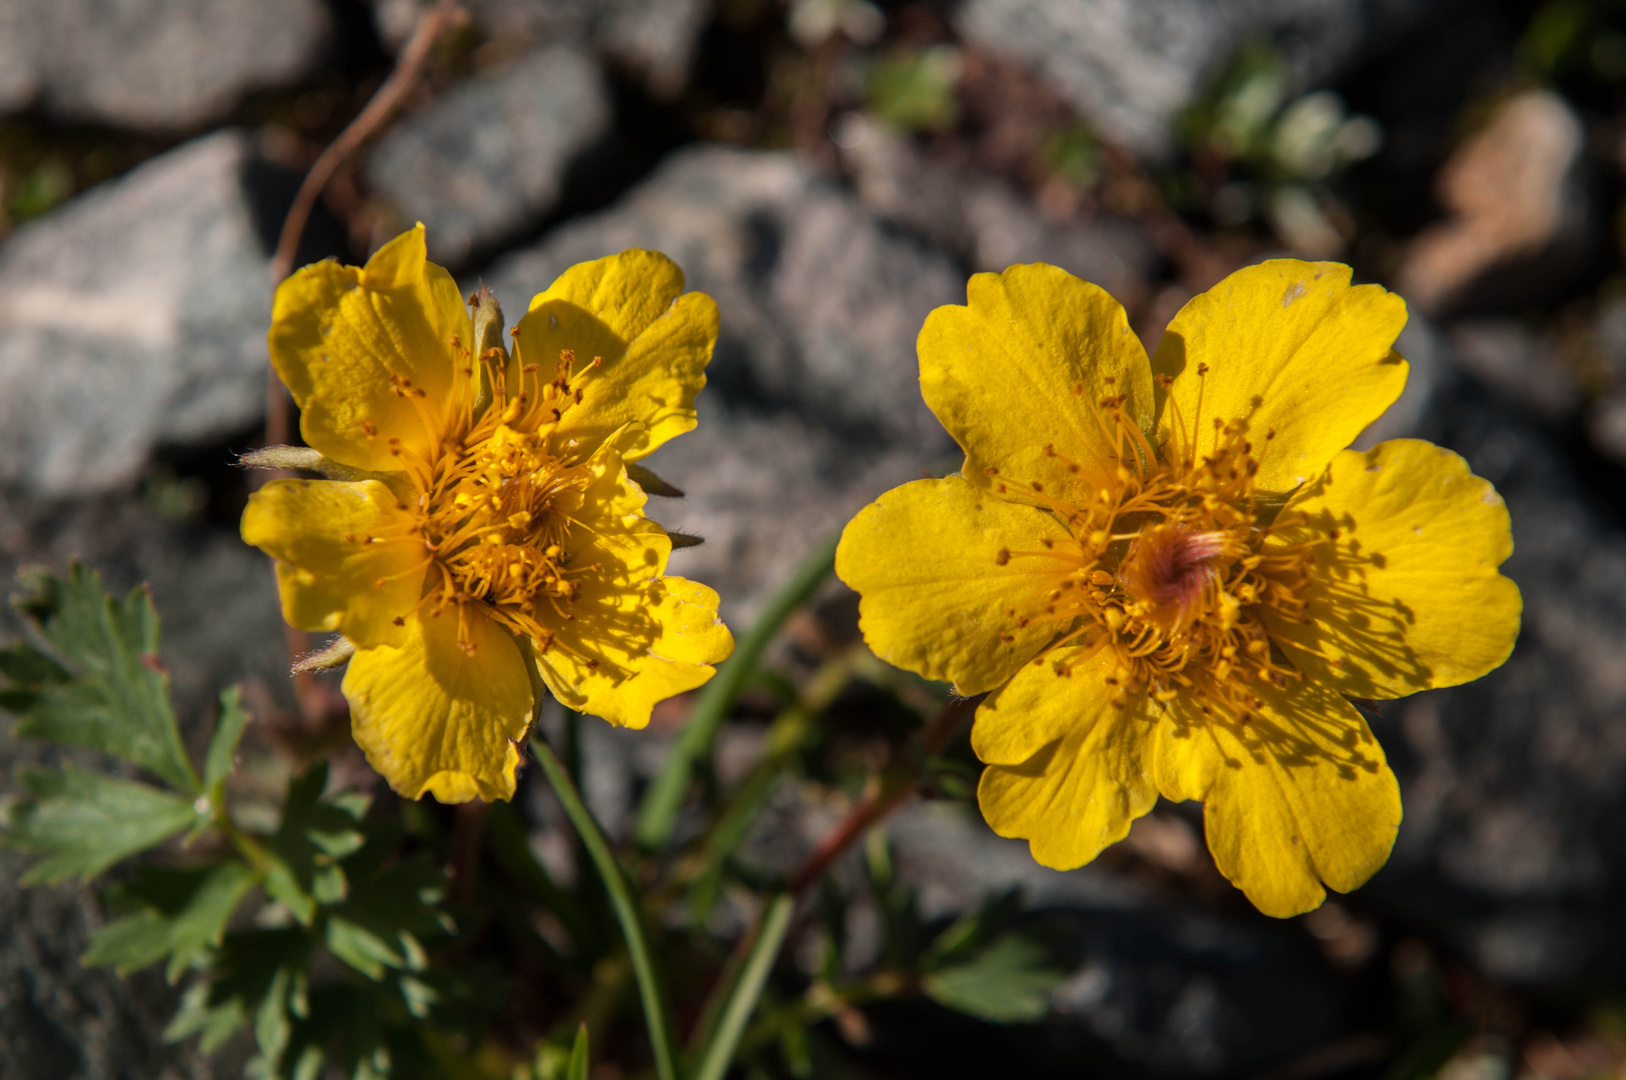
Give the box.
[166,981,246,1053]
[922,933,1067,1024]
[264,763,371,923]
[5,565,199,793]
[203,687,251,791]
[7,767,199,883]
[567,1024,589,1080]
[324,917,407,981]
[85,861,259,978]
[0,642,69,685]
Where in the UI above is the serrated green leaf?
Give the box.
[256,965,294,1062]
[203,687,251,791]
[324,916,404,980]
[0,642,69,685]
[922,933,1067,1024]
[84,861,259,978]
[6,566,198,793]
[166,981,246,1052]
[263,854,317,925]
[7,767,198,883]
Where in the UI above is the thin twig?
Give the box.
[269,0,467,282]
[788,695,975,898]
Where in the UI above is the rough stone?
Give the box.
[836,114,1154,308]
[1397,90,1591,317]
[366,46,613,268]
[0,131,272,497]
[478,146,965,622]
[0,0,329,132]
[378,0,709,98]
[955,0,1459,158]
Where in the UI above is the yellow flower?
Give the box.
[836,260,1520,916]
[241,226,733,804]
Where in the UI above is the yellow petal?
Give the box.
[1155,681,1401,917]
[342,608,533,803]
[270,225,473,472]
[976,647,1158,869]
[1263,438,1521,698]
[516,250,717,461]
[836,476,1077,696]
[535,574,732,729]
[1151,260,1408,493]
[918,263,1155,503]
[240,478,423,648]
[526,441,732,727]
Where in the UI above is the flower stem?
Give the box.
[531,736,681,1080]
[691,892,794,1080]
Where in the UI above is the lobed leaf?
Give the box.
[85,861,260,979]
[203,687,251,792]
[922,933,1068,1024]
[7,767,199,884]
[4,565,198,793]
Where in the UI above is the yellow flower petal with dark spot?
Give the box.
[1151,260,1409,493]
[244,231,732,803]
[836,476,1075,695]
[838,257,1515,916]
[240,478,423,649]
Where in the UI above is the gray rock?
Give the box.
[479,146,965,622]
[836,114,1155,307]
[0,130,272,497]
[378,0,709,97]
[954,0,1458,157]
[0,0,329,132]
[366,46,613,268]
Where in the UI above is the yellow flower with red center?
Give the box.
[836,260,1520,916]
[242,226,733,803]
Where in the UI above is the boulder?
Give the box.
[0,0,329,132]
[366,46,613,268]
[955,0,1460,158]
[0,131,272,497]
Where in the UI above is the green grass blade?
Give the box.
[692,893,794,1080]
[635,535,838,850]
[531,736,680,1080]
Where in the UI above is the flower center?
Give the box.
[993,376,1323,719]
[361,340,606,656]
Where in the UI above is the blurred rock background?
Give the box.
[4,0,1626,1077]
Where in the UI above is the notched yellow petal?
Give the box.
[1264,438,1521,698]
[918,263,1155,490]
[241,478,424,649]
[977,661,1158,870]
[343,608,533,803]
[836,476,1075,695]
[269,224,473,472]
[515,249,717,462]
[1152,259,1408,493]
[1158,681,1400,917]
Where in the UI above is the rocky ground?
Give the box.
[4,0,1626,1077]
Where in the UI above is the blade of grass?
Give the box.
[691,893,794,1080]
[635,535,839,851]
[531,737,680,1080]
